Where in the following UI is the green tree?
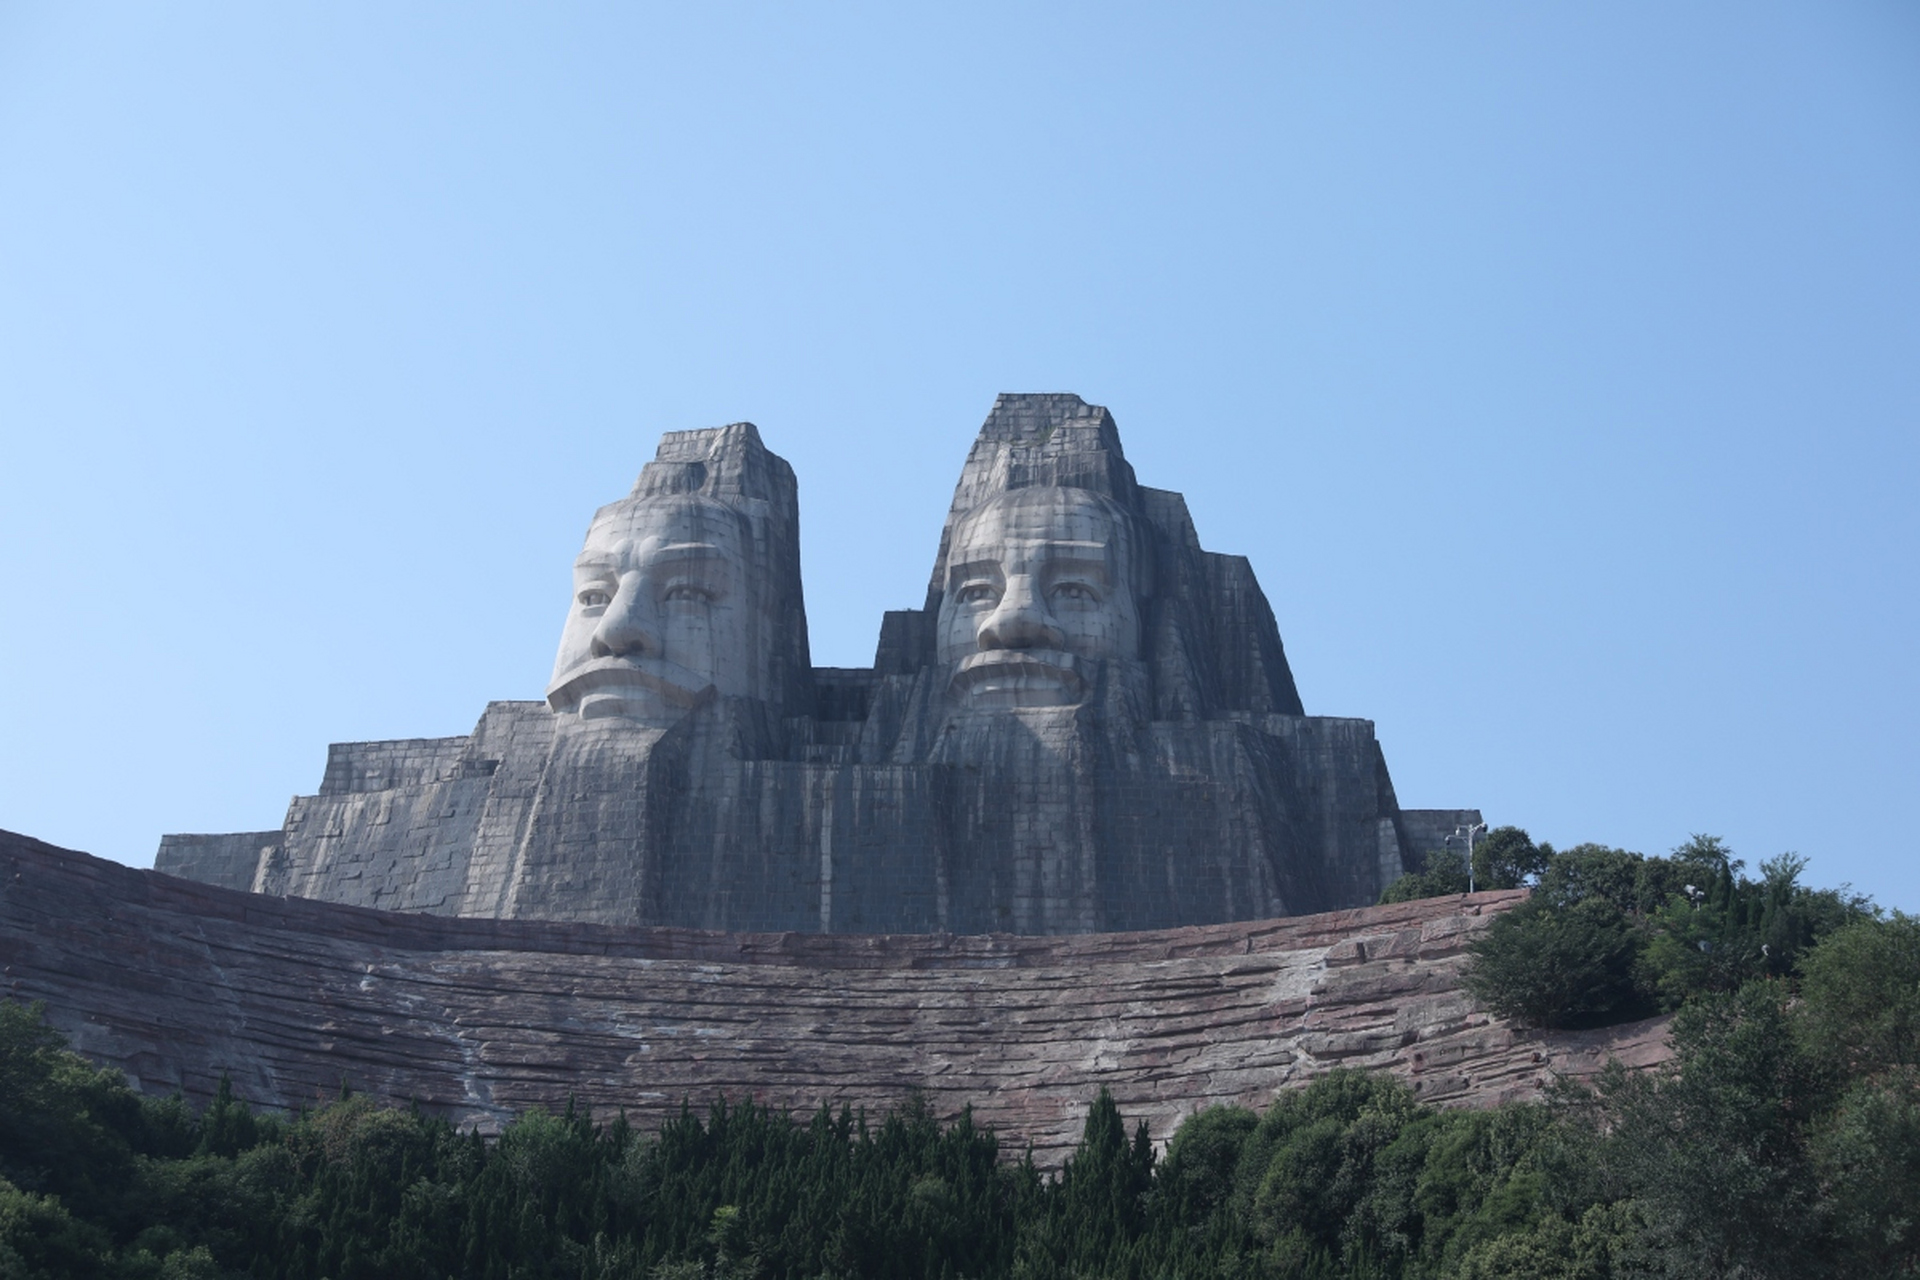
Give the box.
[1463,897,1645,1028]
[1807,1069,1920,1277]
[1155,1104,1256,1227]
[1532,843,1660,913]
[1230,1071,1420,1269]
[1796,911,1920,1077]
[1474,826,1550,892]
[1584,982,1826,1279]
[1015,1088,1155,1278]
[1381,827,1550,904]
[0,1176,112,1279]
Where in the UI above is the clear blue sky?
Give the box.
[3,4,1916,908]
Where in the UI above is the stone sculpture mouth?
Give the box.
[547,656,713,721]
[948,649,1085,709]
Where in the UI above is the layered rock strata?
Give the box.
[6,832,1669,1168]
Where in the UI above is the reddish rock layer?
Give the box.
[0,831,1668,1167]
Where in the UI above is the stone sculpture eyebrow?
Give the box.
[947,543,1114,592]
[643,542,729,565]
[947,558,1006,589]
[1035,543,1112,583]
[575,541,729,573]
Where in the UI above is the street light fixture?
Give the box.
[1444,821,1490,894]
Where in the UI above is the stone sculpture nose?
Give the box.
[977,575,1064,651]
[589,573,660,659]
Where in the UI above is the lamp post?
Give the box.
[1444,820,1490,894]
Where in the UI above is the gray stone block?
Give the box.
[154,831,280,892]
[1399,809,1490,867]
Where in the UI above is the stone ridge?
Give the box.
[1,830,1668,1168]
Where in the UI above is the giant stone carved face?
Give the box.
[547,494,758,724]
[936,488,1141,709]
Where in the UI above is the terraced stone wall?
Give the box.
[1,831,1668,1167]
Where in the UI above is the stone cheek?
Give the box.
[548,498,761,726]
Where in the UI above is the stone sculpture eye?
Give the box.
[662,583,715,605]
[578,588,612,610]
[1050,583,1098,605]
[956,583,998,606]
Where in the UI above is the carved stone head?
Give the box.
[547,423,808,725]
[920,394,1305,720]
[925,396,1150,711]
[935,487,1141,708]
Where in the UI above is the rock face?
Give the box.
[2,832,1670,1168]
[159,394,1470,932]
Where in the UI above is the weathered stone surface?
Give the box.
[158,395,1475,932]
[152,831,279,892]
[10,832,1668,1168]
[546,421,811,726]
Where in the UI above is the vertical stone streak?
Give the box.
[817,771,833,935]
[492,730,561,920]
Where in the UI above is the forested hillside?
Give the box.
[3,837,1914,1279]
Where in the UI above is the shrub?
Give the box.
[1462,898,1646,1029]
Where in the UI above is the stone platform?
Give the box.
[1,830,1668,1167]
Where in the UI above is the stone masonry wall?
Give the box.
[2,830,1668,1168]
